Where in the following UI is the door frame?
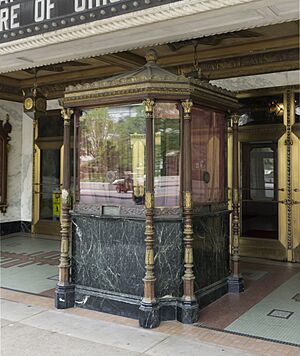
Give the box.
[32,113,63,238]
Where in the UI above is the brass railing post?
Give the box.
[55,107,75,309]
[139,98,160,328]
[178,99,199,324]
[228,113,244,293]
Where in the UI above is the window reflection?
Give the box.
[79,105,146,206]
[250,147,274,200]
[191,108,225,204]
[154,103,180,206]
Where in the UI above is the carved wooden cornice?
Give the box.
[64,61,238,110]
[179,48,300,80]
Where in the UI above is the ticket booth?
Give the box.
[55,50,238,328]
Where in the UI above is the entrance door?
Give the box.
[33,111,64,237]
[241,142,278,239]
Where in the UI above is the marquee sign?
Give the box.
[0,0,180,43]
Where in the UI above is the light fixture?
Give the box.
[23,68,47,117]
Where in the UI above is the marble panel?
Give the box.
[0,100,23,223]
[72,215,184,299]
[21,114,33,222]
[154,220,183,298]
[193,212,230,298]
[71,215,146,296]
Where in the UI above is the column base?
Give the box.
[139,302,160,329]
[177,300,199,324]
[55,284,75,309]
[228,275,245,293]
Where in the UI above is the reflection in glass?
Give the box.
[295,92,300,124]
[40,149,61,220]
[250,147,274,200]
[191,107,225,204]
[79,105,146,206]
[154,103,180,206]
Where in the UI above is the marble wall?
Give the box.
[193,211,230,304]
[71,211,229,320]
[0,100,33,227]
[21,114,33,222]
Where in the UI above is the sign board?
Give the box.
[0,0,180,44]
[52,190,61,220]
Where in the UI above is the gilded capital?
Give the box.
[182,100,193,115]
[61,108,73,123]
[231,113,240,127]
[143,99,155,114]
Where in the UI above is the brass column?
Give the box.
[55,107,75,309]
[285,89,294,262]
[228,113,244,293]
[139,99,160,328]
[178,99,199,324]
[31,117,37,233]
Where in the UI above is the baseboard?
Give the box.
[73,279,228,322]
[196,278,228,309]
[0,221,31,236]
[74,285,183,322]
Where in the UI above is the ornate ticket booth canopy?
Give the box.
[56,50,238,328]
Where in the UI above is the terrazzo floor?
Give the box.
[1,233,300,346]
[0,234,59,296]
[198,258,300,346]
[225,272,300,345]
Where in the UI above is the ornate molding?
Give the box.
[179,49,299,80]
[4,0,298,76]
[0,1,255,58]
[201,49,299,72]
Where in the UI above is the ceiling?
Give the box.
[0,21,298,101]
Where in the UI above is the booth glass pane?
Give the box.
[191,107,225,204]
[79,105,146,206]
[154,103,180,206]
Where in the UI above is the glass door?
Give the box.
[33,146,62,237]
[241,142,278,239]
[39,149,61,221]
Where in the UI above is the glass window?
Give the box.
[79,104,146,206]
[191,107,225,204]
[154,103,180,206]
[250,147,275,200]
[295,92,300,124]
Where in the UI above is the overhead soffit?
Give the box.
[212,70,300,92]
[0,0,299,74]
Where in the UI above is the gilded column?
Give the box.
[55,107,75,309]
[285,89,294,262]
[139,98,160,328]
[31,117,37,233]
[228,113,244,293]
[178,99,199,324]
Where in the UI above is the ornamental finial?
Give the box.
[145,49,158,64]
